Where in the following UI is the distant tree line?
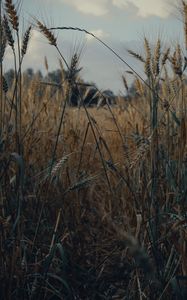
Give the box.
[4,68,116,107]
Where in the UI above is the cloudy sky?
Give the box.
[5,0,184,93]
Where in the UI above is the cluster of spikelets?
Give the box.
[0,1,32,95]
[126,38,186,91]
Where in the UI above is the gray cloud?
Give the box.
[61,0,175,18]
[63,0,109,16]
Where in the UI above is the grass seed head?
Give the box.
[3,15,14,50]
[21,26,32,57]
[37,20,57,46]
[5,0,19,31]
[153,39,161,76]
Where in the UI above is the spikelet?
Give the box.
[134,77,144,96]
[0,75,8,93]
[2,76,8,93]
[176,44,183,74]
[44,56,49,72]
[21,26,32,57]
[170,50,177,66]
[127,49,145,63]
[70,53,78,73]
[126,70,134,75]
[170,48,182,77]
[144,37,152,77]
[5,0,19,32]
[129,136,151,169]
[153,39,161,76]
[170,78,178,96]
[36,20,57,46]
[68,53,81,83]
[162,48,170,66]
[122,75,128,92]
[66,174,98,192]
[50,155,69,180]
[3,15,14,50]
[0,24,7,63]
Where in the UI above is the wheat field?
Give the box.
[0,0,187,299]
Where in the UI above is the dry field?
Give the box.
[0,0,187,299]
